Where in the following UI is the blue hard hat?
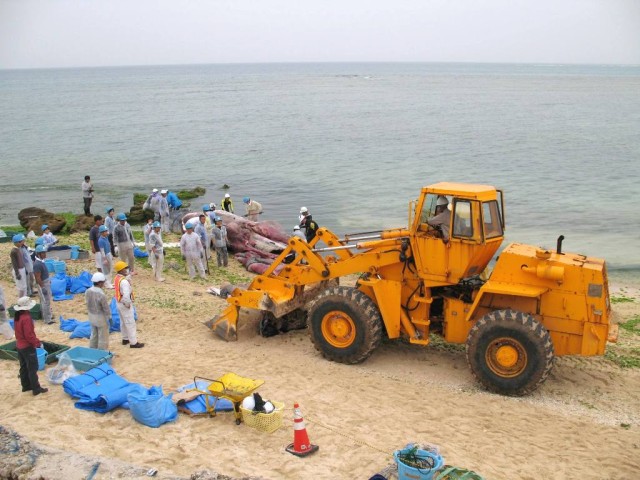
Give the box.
[185,222,194,229]
[117,213,127,221]
[12,233,25,243]
[153,221,161,228]
[35,245,46,253]
[242,196,250,203]
[35,237,44,246]
[105,206,114,213]
[202,204,211,212]
[41,224,49,231]
[99,225,108,233]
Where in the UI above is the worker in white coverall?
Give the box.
[180,222,205,279]
[194,213,211,262]
[113,213,136,275]
[113,261,144,348]
[149,222,165,282]
[33,246,54,324]
[159,190,171,233]
[10,234,28,298]
[85,272,111,351]
[242,197,263,221]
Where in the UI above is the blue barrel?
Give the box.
[44,259,56,273]
[36,347,47,370]
[394,446,444,480]
[53,261,66,274]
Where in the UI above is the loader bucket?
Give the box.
[206,305,239,342]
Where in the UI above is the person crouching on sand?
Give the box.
[13,296,48,395]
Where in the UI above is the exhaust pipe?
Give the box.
[556,235,565,255]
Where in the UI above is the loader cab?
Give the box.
[411,183,505,285]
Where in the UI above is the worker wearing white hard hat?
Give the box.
[427,196,452,241]
[159,189,170,232]
[298,206,309,224]
[221,193,234,213]
[86,271,111,350]
[149,221,165,282]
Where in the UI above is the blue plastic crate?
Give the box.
[63,346,113,371]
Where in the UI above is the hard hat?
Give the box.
[300,206,308,214]
[215,216,222,222]
[98,225,108,233]
[117,213,127,221]
[185,222,194,229]
[114,260,129,272]
[224,193,231,198]
[35,237,44,246]
[41,224,49,231]
[160,189,168,194]
[202,204,210,212]
[152,188,159,193]
[12,233,25,243]
[105,206,114,213]
[153,221,161,228]
[91,272,106,283]
[436,196,449,207]
[35,245,46,253]
[242,196,250,204]
[293,225,300,230]
[209,202,216,210]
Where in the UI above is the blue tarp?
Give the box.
[134,246,148,258]
[109,297,136,326]
[177,380,234,414]
[51,274,73,301]
[63,364,149,413]
[128,386,178,428]
[167,191,182,210]
[60,314,120,338]
[69,271,93,293]
[51,271,93,301]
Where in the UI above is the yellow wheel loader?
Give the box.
[209,182,614,396]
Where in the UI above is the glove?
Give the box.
[182,255,186,260]
[114,246,119,256]
[154,253,159,259]
[15,272,21,280]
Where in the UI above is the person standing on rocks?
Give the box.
[82,175,94,216]
[10,234,28,298]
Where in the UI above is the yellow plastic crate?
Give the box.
[240,401,284,433]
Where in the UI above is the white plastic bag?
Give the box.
[46,351,80,384]
[0,321,14,340]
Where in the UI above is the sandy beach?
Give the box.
[1,234,639,480]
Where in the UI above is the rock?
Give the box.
[177,187,206,200]
[127,205,154,224]
[17,207,66,234]
[69,215,95,232]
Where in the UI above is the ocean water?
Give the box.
[1,63,639,271]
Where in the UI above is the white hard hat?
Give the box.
[436,196,449,207]
[225,193,230,198]
[152,188,159,193]
[293,225,300,230]
[300,206,308,213]
[160,189,168,194]
[209,202,216,210]
[91,272,106,283]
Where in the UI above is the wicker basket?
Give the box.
[240,401,284,433]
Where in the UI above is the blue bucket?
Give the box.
[394,446,444,480]
[53,261,66,274]
[70,245,80,260]
[44,259,55,273]
[36,347,47,371]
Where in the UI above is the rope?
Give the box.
[303,413,393,457]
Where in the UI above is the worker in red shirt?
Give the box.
[13,296,48,395]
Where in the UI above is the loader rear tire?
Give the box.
[466,309,554,396]
[308,286,383,364]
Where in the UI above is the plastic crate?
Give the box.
[7,303,42,320]
[240,401,284,433]
[64,346,113,371]
[0,340,69,363]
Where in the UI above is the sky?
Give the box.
[1,0,639,69]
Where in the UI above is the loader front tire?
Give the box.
[466,309,554,396]
[308,286,383,364]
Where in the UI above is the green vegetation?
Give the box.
[58,212,77,234]
[611,295,635,304]
[177,187,206,200]
[619,315,640,335]
[605,348,640,369]
[428,333,466,352]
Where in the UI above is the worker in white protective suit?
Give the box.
[113,261,144,348]
[180,222,206,279]
[85,272,111,351]
[149,221,165,282]
[159,190,171,233]
[113,213,136,275]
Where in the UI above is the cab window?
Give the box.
[419,194,438,224]
[452,200,473,238]
[483,201,503,239]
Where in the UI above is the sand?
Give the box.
[0,239,639,480]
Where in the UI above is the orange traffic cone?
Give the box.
[286,402,319,457]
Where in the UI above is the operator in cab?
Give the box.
[427,196,451,241]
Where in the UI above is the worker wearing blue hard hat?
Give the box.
[113,213,136,275]
[41,225,58,250]
[104,207,117,256]
[149,220,165,282]
[243,196,263,222]
[33,244,54,324]
[10,234,28,298]
[97,224,114,288]
[180,221,205,279]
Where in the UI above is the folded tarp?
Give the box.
[59,317,91,339]
[63,364,147,413]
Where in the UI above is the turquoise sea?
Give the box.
[1,63,639,273]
